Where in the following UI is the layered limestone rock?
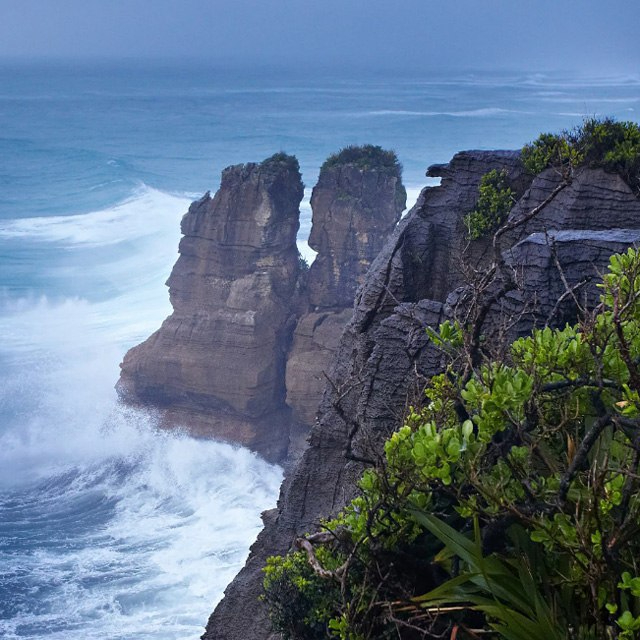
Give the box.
[285,148,406,429]
[204,152,640,640]
[306,148,407,309]
[118,154,303,462]
[284,308,352,429]
[118,146,408,462]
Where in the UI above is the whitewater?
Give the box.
[0,62,637,639]
[0,185,283,639]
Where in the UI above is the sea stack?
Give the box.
[118,153,304,462]
[118,146,406,462]
[285,146,406,431]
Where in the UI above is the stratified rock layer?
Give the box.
[286,155,405,430]
[307,160,406,308]
[204,152,640,640]
[284,309,352,428]
[118,154,303,461]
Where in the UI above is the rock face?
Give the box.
[203,152,640,640]
[285,151,405,430]
[118,147,406,462]
[284,308,352,429]
[118,154,304,462]
[306,157,406,309]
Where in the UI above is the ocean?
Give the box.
[0,60,638,639]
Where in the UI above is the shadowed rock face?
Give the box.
[203,152,640,640]
[284,308,352,429]
[307,161,406,309]
[118,154,303,462]
[285,154,405,430]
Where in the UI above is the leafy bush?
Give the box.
[321,145,402,177]
[582,117,640,185]
[262,551,343,640]
[521,131,584,176]
[263,247,640,639]
[261,151,301,174]
[464,169,515,239]
[522,117,640,191]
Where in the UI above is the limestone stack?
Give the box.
[118,154,303,462]
[285,147,406,429]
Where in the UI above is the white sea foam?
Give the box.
[0,185,283,639]
[0,413,282,639]
[359,107,520,118]
[297,186,316,264]
[0,185,192,350]
[405,186,424,211]
[0,293,282,639]
[0,185,189,247]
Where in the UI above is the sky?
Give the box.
[0,0,638,75]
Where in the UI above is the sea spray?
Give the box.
[0,417,283,640]
[0,186,283,639]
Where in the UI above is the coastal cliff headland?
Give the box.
[203,147,640,638]
[117,134,640,639]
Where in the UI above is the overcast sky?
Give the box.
[0,0,638,74]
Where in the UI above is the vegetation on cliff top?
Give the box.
[321,145,402,177]
[263,246,640,639]
[522,117,640,191]
[466,117,640,240]
[261,151,301,175]
[464,169,515,240]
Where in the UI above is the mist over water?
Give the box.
[0,63,637,639]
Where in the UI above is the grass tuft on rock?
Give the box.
[321,145,402,177]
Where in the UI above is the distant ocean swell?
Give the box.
[358,107,523,117]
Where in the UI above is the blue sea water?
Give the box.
[0,60,638,639]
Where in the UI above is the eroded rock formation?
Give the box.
[285,149,405,431]
[203,151,640,640]
[118,154,303,462]
[118,147,406,462]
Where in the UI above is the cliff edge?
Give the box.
[203,149,640,639]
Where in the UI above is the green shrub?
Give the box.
[321,145,402,177]
[521,131,584,176]
[464,169,515,239]
[521,117,640,191]
[262,551,342,640]
[581,117,640,185]
[263,248,640,639]
[261,151,300,174]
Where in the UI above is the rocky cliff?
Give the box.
[118,153,304,462]
[285,148,405,431]
[203,150,640,640]
[118,147,406,463]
